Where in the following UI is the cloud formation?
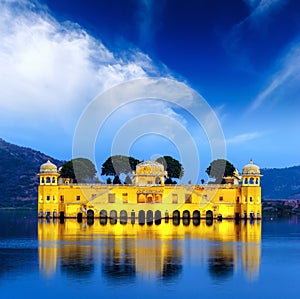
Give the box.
[250,42,300,111]
[224,0,288,72]
[227,132,263,144]
[0,0,165,129]
[243,0,287,19]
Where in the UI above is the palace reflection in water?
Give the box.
[38,219,261,282]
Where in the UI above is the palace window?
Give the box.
[249,177,254,184]
[52,177,56,183]
[244,178,248,184]
[122,193,128,204]
[137,194,146,203]
[46,177,51,183]
[60,195,64,202]
[46,195,50,201]
[41,177,45,184]
[76,196,80,201]
[256,178,259,184]
[155,194,162,203]
[236,196,240,203]
[185,194,192,204]
[108,194,115,203]
[219,196,223,201]
[249,196,253,202]
[147,195,153,203]
[172,194,178,204]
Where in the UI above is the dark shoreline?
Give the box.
[263,199,300,217]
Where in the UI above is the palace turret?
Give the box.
[241,160,262,219]
[38,160,59,218]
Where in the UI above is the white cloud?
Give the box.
[250,42,300,111]
[0,0,166,132]
[227,132,262,144]
[243,0,286,18]
[137,0,165,48]
[225,0,288,70]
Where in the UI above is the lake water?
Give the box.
[0,210,299,299]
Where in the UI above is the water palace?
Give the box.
[37,159,262,221]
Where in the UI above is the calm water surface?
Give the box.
[0,210,299,298]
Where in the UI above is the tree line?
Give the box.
[59,155,236,185]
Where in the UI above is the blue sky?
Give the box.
[0,0,300,182]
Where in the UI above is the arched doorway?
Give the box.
[120,210,128,224]
[110,210,117,219]
[131,211,135,224]
[138,210,145,224]
[182,210,190,219]
[206,210,213,219]
[146,210,153,224]
[172,210,180,219]
[77,212,83,222]
[110,210,117,225]
[155,210,162,221]
[193,210,200,219]
[87,209,94,219]
[165,210,169,220]
[100,209,107,218]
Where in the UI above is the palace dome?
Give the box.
[242,160,260,175]
[135,161,166,175]
[40,160,58,174]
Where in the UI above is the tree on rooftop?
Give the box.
[156,155,184,180]
[205,159,235,184]
[101,155,140,183]
[59,158,97,183]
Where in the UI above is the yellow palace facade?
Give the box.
[37,159,262,220]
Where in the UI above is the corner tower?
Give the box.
[241,160,262,219]
[38,160,59,218]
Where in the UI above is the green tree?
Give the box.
[165,177,177,185]
[106,177,112,184]
[124,175,132,184]
[59,158,97,183]
[156,156,184,179]
[206,159,235,184]
[101,155,140,177]
[113,175,121,184]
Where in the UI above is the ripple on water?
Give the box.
[0,238,38,249]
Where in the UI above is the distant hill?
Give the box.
[0,138,63,208]
[261,166,300,199]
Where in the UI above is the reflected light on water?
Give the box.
[38,219,261,282]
